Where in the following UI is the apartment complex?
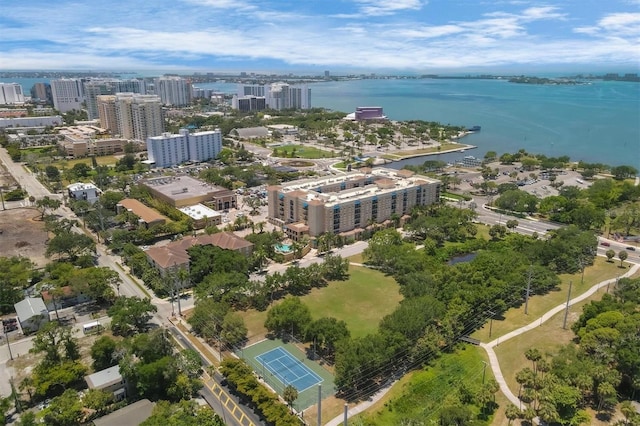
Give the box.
[146,128,222,168]
[97,93,164,141]
[154,76,192,106]
[267,168,440,239]
[50,78,85,112]
[84,79,147,120]
[0,83,25,105]
[233,82,311,111]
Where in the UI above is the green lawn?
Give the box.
[51,155,119,168]
[272,144,336,159]
[240,265,403,340]
[305,265,402,338]
[471,257,623,342]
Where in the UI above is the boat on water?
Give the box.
[468,125,481,132]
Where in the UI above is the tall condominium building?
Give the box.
[50,78,85,112]
[154,76,192,106]
[267,168,440,239]
[84,79,147,120]
[231,95,266,112]
[113,93,164,141]
[96,95,118,133]
[0,83,25,105]
[84,81,112,120]
[235,83,311,111]
[30,83,52,104]
[146,128,222,168]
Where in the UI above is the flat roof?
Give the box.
[85,365,122,389]
[179,204,221,219]
[141,176,228,201]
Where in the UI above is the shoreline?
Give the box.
[379,143,477,162]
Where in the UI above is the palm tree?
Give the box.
[505,403,521,425]
[283,385,298,412]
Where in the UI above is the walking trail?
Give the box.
[326,262,639,426]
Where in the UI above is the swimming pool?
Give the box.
[274,243,292,253]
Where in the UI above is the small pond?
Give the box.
[447,252,478,266]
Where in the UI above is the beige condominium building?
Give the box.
[267,167,440,240]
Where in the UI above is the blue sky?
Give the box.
[1,0,639,73]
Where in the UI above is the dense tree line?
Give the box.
[329,211,596,400]
[220,359,303,426]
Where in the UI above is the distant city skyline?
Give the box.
[1,0,639,73]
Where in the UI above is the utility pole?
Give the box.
[317,384,322,426]
[562,280,573,330]
[3,324,13,360]
[524,266,533,315]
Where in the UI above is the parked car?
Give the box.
[601,242,611,247]
[626,246,636,251]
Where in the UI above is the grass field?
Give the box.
[353,345,495,425]
[51,155,120,168]
[240,265,403,341]
[272,144,335,159]
[471,256,622,342]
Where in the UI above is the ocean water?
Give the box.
[4,76,638,169]
[310,78,640,170]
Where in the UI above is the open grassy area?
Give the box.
[239,265,402,340]
[51,155,120,168]
[272,144,336,159]
[353,345,496,425]
[471,256,622,342]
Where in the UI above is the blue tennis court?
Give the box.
[256,347,323,392]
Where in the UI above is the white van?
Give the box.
[83,321,103,334]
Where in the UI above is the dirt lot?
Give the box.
[0,208,49,267]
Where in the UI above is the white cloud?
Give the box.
[354,0,424,16]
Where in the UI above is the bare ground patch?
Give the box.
[0,208,48,267]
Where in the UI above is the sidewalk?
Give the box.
[325,262,639,425]
[481,262,640,414]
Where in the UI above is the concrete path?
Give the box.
[481,262,640,413]
[325,262,639,425]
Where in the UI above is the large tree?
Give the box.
[108,296,157,336]
[45,231,95,261]
[264,296,312,339]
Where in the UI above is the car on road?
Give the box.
[626,246,636,251]
[601,242,611,247]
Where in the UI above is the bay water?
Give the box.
[4,76,639,169]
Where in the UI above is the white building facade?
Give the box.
[154,76,191,106]
[51,78,85,112]
[147,128,222,168]
[235,83,310,111]
[0,83,25,104]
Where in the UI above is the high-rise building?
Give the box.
[30,83,52,104]
[84,79,147,120]
[0,83,25,104]
[267,168,440,239]
[231,95,266,112]
[235,83,310,111]
[96,95,118,133]
[146,128,222,168]
[113,93,163,141]
[50,78,85,112]
[84,81,112,120]
[154,76,191,106]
